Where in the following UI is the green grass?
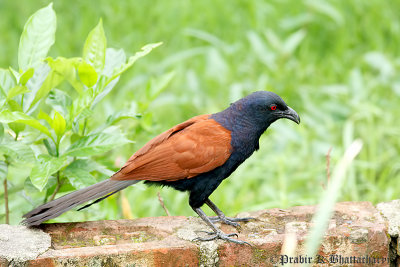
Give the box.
[1,0,400,224]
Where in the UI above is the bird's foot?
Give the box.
[194,230,251,245]
[208,216,255,227]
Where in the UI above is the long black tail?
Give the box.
[22,179,139,226]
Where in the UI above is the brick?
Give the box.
[0,202,392,266]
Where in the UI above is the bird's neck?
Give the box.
[211,106,270,154]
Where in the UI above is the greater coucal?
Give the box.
[22,91,300,244]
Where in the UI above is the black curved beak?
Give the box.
[282,106,300,124]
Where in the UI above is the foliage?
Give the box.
[0,3,162,223]
[0,0,399,225]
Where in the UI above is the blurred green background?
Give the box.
[1,0,400,224]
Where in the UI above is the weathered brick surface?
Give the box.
[0,202,392,266]
[216,202,389,266]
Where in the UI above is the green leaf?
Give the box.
[26,56,84,111]
[0,69,16,93]
[7,85,30,100]
[0,90,5,109]
[305,0,344,26]
[43,138,57,157]
[46,57,84,94]
[70,133,81,144]
[64,159,97,189]
[140,112,153,131]
[364,52,394,78]
[147,71,175,100]
[22,63,50,112]
[65,131,130,157]
[247,31,275,69]
[7,100,25,135]
[37,109,53,127]
[20,68,35,85]
[83,19,107,73]
[7,100,23,112]
[45,89,72,118]
[106,110,139,125]
[0,110,51,137]
[78,61,98,87]
[28,69,64,110]
[72,108,93,133]
[18,3,56,71]
[92,75,119,106]
[282,29,307,56]
[110,42,162,81]
[73,108,93,127]
[9,67,21,82]
[71,88,95,119]
[91,161,114,177]
[9,122,25,136]
[30,154,67,191]
[103,48,126,76]
[0,141,35,164]
[264,29,281,52]
[52,111,66,138]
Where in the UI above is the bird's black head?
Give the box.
[211,91,300,154]
[231,91,300,127]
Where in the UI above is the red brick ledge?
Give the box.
[0,201,395,266]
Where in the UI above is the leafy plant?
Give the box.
[0,3,161,223]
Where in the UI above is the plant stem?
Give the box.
[3,178,9,224]
[49,171,62,201]
[157,192,170,216]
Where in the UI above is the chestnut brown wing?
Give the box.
[111,115,232,181]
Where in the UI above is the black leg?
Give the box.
[205,199,254,227]
[193,207,251,245]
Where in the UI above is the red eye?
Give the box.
[270,104,277,111]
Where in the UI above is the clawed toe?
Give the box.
[213,218,240,227]
[209,216,221,223]
[193,231,250,245]
[196,230,237,238]
[226,232,238,238]
[208,216,254,227]
[196,230,217,236]
[193,206,252,246]
[229,217,255,222]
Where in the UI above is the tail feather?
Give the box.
[22,179,139,226]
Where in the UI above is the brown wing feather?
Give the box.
[111,115,232,182]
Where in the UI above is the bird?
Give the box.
[22,91,300,245]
